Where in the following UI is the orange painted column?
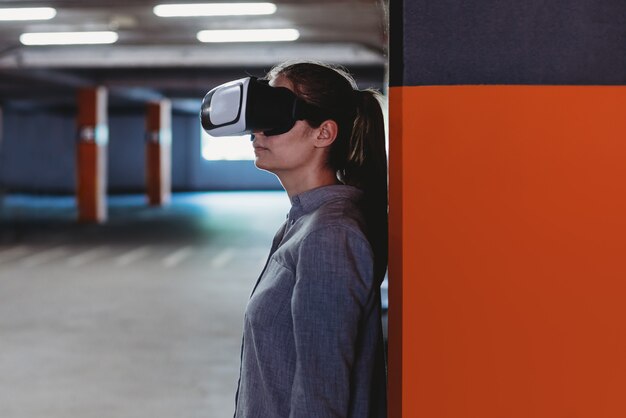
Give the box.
[76,87,108,223]
[388,87,403,418]
[389,85,626,418]
[145,100,172,206]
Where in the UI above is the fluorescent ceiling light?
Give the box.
[20,31,119,46]
[154,2,276,17]
[0,7,56,21]
[197,29,299,43]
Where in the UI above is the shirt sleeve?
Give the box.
[289,226,374,418]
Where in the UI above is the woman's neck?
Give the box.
[277,168,341,199]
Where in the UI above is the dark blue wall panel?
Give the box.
[0,107,281,193]
[108,113,144,191]
[392,0,626,86]
[1,110,76,192]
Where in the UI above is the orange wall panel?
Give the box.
[389,86,626,418]
[388,87,404,418]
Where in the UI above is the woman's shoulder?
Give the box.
[302,197,369,243]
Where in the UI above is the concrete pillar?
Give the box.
[76,87,108,223]
[145,100,172,206]
[389,2,626,417]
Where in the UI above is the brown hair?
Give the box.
[267,61,388,283]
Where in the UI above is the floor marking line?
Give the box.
[163,246,194,268]
[20,246,70,267]
[114,246,151,267]
[66,245,110,267]
[211,248,235,269]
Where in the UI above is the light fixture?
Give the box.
[0,7,56,21]
[154,2,276,17]
[197,29,299,43]
[20,31,119,46]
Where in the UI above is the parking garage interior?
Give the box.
[0,1,388,417]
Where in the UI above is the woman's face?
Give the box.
[251,75,319,176]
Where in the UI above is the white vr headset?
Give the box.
[200,77,335,137]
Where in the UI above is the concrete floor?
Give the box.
[0,191,291,418]
[0,191,388,418]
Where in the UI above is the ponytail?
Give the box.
[342,89,388,284]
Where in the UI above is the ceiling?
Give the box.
[0,0,388,111]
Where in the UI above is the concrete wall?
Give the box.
[0,106,281,193]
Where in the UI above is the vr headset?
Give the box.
[200,77,336,137]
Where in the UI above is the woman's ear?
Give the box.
[313,119,338,148]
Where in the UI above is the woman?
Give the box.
[234,61,388,418]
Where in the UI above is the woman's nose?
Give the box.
[251,130,264,141]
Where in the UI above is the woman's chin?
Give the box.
[254,159,272,172]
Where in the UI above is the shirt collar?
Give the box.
[287,184,363,222]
